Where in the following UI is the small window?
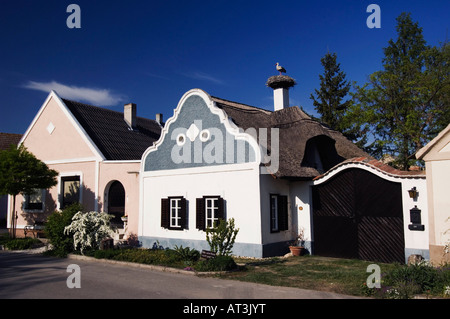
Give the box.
[270,194,288,233]
[170,198,182,228]
[200,129,210,142]
[24,189,44,211]
[196,196,224,231]
[61,176,80,209]
[161,197,187,230]
[205,197,219,228]
[176,133,186,146]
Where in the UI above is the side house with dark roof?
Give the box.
[9,91,161,238]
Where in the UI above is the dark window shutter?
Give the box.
[180,197,187,229]
[270,195,277,232]
[161,198,169,229]
[278,195,288,231]
[217,196,225,220]
[196,197,205,230]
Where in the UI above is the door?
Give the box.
[312,168,405,263]
[107,181,125,227]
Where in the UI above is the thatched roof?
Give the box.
[212,96,369,180]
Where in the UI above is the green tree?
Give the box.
[45,203,84,257]
[205,218,239,256]
[310,52,360,141]
[0,144,58,238]
[348,13,450,169]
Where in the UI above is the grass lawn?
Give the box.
[217,255,398,297]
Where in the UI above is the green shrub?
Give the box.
[44,203,83,257]
[64,211,114,254]
[205,218,239,256]
[381,261,450,298]
[91,248,124,260]
[173,245,200,263]
[4,237,42,250]
[195,255,237,272]
[111,248,184,267]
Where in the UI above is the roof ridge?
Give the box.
[61,98,158,123]
[211,96,272,114]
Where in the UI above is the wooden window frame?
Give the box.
[196,196,224,231]
[161,196,187,230]
[270,194,288,233]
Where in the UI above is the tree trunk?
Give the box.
[10,194,16,239]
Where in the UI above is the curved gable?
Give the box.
[143,89,259,172]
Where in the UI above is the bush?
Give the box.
[111,248,184,267]
[45,203,83,257]
[195,255,237,272]
[380,261,450,298]
[64,211,114,254]
[4,237,42,250]
[173,245,200,263]
[205,218,239,256]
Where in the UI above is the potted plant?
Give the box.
[289,227,306,256]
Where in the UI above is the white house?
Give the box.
[139,75,369,258]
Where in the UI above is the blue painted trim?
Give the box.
[139,236,296,258]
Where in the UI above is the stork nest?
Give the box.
[266,75,296,89]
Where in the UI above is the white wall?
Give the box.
[427,160,450,250]
[259,174,290,245]
[290,181,313,250]
[140,162,261,247]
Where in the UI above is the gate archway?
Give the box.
[312,167,405,263]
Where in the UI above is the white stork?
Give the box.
[275,62,286,75]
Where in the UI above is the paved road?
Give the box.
[0,250,359,299]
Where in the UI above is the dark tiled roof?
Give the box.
[62,99,161,161]
[0,133,22,151]
[212,96,369,179]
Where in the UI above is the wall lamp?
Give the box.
[408,187,418,199]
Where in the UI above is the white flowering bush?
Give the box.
[64,211,114,254]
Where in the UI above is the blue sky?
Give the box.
[1,0,449,134]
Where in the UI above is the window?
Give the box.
[196,196,224,231]
[24,189,44,211]
[61,176,80,209]
[205,197,219,228]
[161,197,187,230]
[170,198,182,228]
[270,194,288,233]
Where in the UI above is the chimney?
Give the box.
[273,87,290,111]
[124,103,137,129]
[266,74,296,111]
[156,113,163,125]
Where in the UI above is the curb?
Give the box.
[67,254,200,276]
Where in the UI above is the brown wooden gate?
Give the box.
[312,168,405,263]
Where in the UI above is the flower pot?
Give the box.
[289,246,304,256]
